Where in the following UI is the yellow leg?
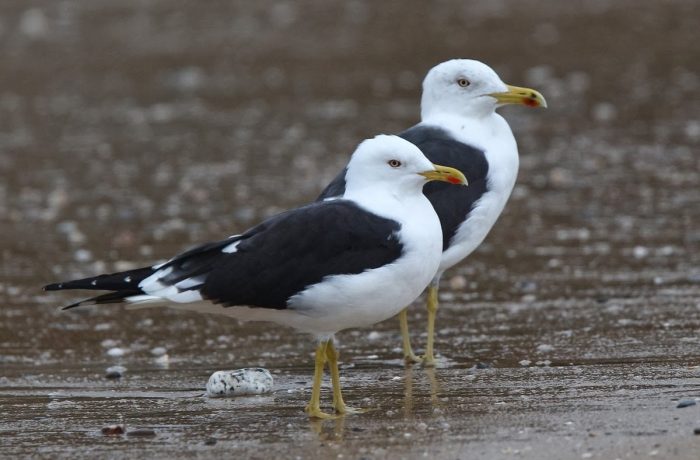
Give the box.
[399,308,422,364]
[422,284,439,367]
[305,341,336,419]
[326,340,365,415]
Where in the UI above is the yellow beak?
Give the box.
[419,164,468,186]
[489,84,547,108]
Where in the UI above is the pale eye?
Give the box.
[457,78,470,87]
[388,159,401,168]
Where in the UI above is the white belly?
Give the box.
[433,113,520,275]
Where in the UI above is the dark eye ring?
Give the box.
[457,78,470,87]
[388,159,401,168]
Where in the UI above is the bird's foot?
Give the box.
[334,403,368,415]
[420,354,436,368]
[305,404,338,420]
[404,352,424,365]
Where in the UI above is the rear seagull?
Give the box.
[318,59,547,365]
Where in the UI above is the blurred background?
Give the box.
[1,0,699,457]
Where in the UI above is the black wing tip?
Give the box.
[44,283,63,291]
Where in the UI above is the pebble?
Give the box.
[519,360,531,367]
[693,427,700,435]
[101,424,125,436]
[105,365,126,379]
[204,437,218,445]
[107,347,126,358]
[448,275,467,290]
[127,428,156,437]
[475,362,491,369]
[676,399,696,408]
[632,246,649,259]
[101,339,119,348]
[367,331,381,341]
[206,368,273,397]
[150,346,167,356]
[20,8,48,38]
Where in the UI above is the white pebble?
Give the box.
[73,249,93,262]
[592,102,617,123]
[367,331,381,341]
[106,365,126,375]
[206,368,273,397]
[107,347,126,357]
[536,344,554,353]
[20,8,48,38]
[150,347,167,356]
[519,359,531,367]
[100,339,118,348]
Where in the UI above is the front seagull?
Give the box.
[319,59,547,365]
[44,135,467,419]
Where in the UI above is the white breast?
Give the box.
[428,113,520,275]
[283,193,443,337]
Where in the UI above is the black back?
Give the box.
[318,125,489,250]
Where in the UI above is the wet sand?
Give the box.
[1,1,700,458]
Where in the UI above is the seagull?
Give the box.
[44,135,467,419]
[318,59,547,365]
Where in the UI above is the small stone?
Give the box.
[107,347,126,358]
[73,249,93,262]
[206,368,273,397]
[632,246,649,259]
[150,346,167,356]
[448,275,467,290]
[101,339,119,348]
[676,399,696,408]
[591,102,617,123]
[127,429,156,437]
[204,437,218,445]
[20,8,48,38]
[367,331,381,341]
[693,427,700,435]
[519,360,531,367]
[475,362,491,369]
[101,424,125,436]
[105,365,126,379]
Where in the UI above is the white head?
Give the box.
[344,135,467,197]
[421,59,547,120]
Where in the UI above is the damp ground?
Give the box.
[1,1,699,458]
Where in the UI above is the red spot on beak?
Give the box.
[447,176,462,184]
[523,98,538,107]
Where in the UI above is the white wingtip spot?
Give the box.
[222,241,240,254]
